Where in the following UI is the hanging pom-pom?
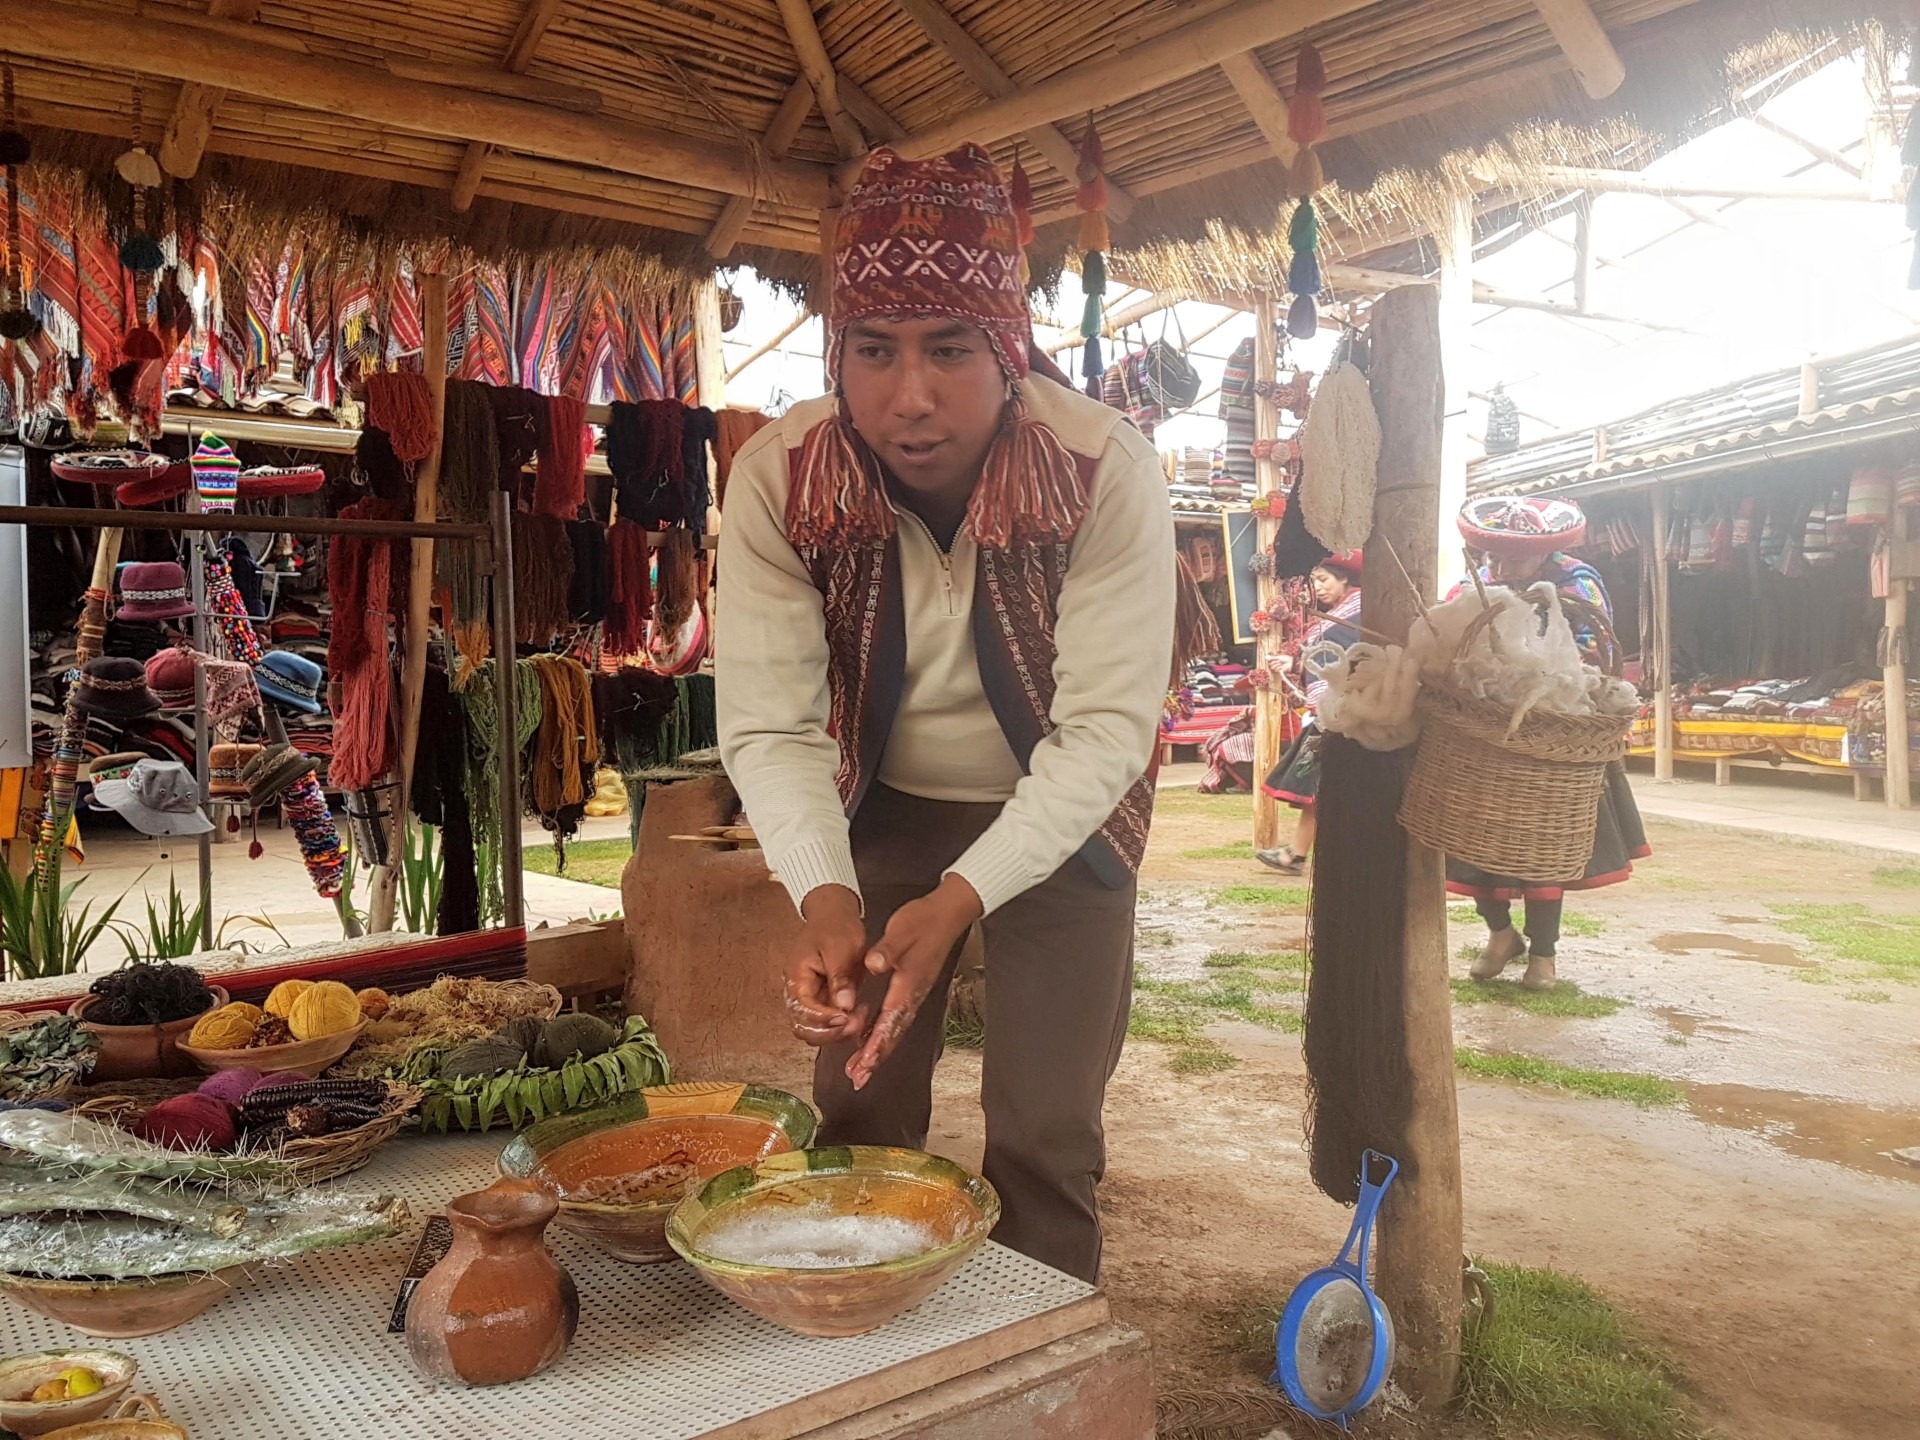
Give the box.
[1288,43,1328,146]
[0,306,39,341]
[1075,119,1105,183]
[0,131,27,167]
[1010,157,1036,248]
[249,839,265,859]
[1288,197,1319,256]
[1077,208,1110,255]
[1288,246,1322,298]
[1075,172,1108,215]
[1083,333,1104,395]
[121,324,166,361]
[1289,145,1324,197]
[114,146,163,189]
[1082,250,1107,296]
[1080,290,1104,343]
[1287,292,1319,339]
[119,232,166,273]
[226,814,241,834]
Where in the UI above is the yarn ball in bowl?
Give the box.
[252,1070,313,1091]
[199,1067,268,1106]
[133,1094,238,1151]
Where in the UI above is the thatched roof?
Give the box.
[1,0,1898,285]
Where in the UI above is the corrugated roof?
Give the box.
[1468,334,1920,496]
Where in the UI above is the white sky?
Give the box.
[716,51,1919,459]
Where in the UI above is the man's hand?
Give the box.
[846,874,984,1091]
[785,885,869,1048]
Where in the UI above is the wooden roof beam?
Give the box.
[775,0,868,158]
[838,75,908,145]
[1750,112,1864,178]
[706,75,814,259]
[1218,50,1298,168]
[3,0,832,206]
[841,0,1379,181]
[1326,260,1681,329]
[1530,0,1625,99]
[451,0,571,213]
[158,0,261,179]
[890,0,1133,221]
[1533,164,1881,202]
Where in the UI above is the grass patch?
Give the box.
[1126,1000,1238,1074]
[1639,871,1708,893]
[1153,789,1251,819]
[1180,840,1256,861]
[1449,901,1481,921]
[1450,978,1623,1018]
[1559,911,1605,938]
[943,1011,985,1049]
[1455,1048,1681,1107]
[522,837,631,888]
[1458,1261,1700,1440]
[1137,974,1303,1031]
[1872,864,1920,889]
[1771,902,1920,982]
[1845,989,1894,1004]
[1136,927,1176,949]
[1458,941,1485,963]
[1203,949,1303,974]
[1213,883,1309,910]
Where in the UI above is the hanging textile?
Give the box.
[411,667,480,935]
[527,653,598,842]
[459,658,542,927]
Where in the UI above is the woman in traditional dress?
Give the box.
[1451,495,1651,990]
[1256,551,1363,874]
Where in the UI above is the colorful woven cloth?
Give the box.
[192,433,240,514]
[827,145,1031,384]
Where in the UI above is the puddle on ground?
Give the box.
[1653,932,1812,968]
[1655,1007,1745,1040]
[1685,1084,1920,1183]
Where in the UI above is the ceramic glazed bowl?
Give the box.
[499,1082,815,1263]
[0,1350,137,1435]
[0,1270,243,1338]
[178,1019,366,1077]
[68,987,230,1082]
[666,1146,999,1337]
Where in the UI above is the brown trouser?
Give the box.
[813,785,1136,1284]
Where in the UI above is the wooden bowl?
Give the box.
[36,1393,185,1440]
[67,988,229,1083]
[499,1083,815,1264]
[178,1019,366,1076]
[0,1271,243,1338]
[667,1147,999,1337]
[0,1350,137,1435]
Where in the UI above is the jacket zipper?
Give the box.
[901,509,960,616]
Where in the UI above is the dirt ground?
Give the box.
[893,790,1920,1438]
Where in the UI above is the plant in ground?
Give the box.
[1455,1048,1681,1107]
[1450,977,1623,1018]
[0,868,122,979]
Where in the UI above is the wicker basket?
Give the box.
[73,1081,422,1187]
[1398,679,1632,883]
[0,1009,93,1101]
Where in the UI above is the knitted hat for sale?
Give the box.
[116,560,196,622]
[71,656,163,719]
[825,145,1032,386]
[254,649,324,713]
[144,646,199,708]
[192,433,241,514]
[208,742,263,799]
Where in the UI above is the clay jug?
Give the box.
[406,1177,579,1386]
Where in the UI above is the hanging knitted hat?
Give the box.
[193,433,240,514]
[824,145,1033,385]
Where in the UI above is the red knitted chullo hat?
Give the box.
[827,145,1032,386]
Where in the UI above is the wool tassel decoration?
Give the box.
[0,62,37,344]
[786,408,896,547]
[1074,118,1110,398]
[1288,144,1325,198]
[965,396,1092,548]
[1288,293,1319,340]
[533,392,588,520]
[1010,150,1036,287]
[605,519,654,657]
[1303,733,1415,1204]
[365,371,438,464]
[1288,42,1328,147]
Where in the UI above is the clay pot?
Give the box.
[406,1178,577,1386]
[67,987,228,1082]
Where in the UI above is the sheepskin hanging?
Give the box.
[1298,361,1381,553]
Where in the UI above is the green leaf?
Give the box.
[542,1071,565,1115]
[504,1084,525,1129]
[452,1093,475,1130]
[521,1075,548,1122]
[562,1064,584,1109]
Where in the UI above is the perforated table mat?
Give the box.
[0,1133,1104,1438]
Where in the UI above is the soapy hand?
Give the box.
[845,875,983,1091]
[784,885,870,1048]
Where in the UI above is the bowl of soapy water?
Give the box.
[666,1146,999,1336]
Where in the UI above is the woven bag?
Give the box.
[1397,591,1632,882]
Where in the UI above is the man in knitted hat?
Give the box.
[718,145,1174,1282]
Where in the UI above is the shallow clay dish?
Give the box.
[68,988,229,1083]
[499,1082,815,1263]
[0,1349,137,1435]
[666,1146,999,1337]
[0,1270,244,1338]
[178,1019,366,1077]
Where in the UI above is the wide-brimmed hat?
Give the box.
[70,656,162,719]
[92,758,212,837]
[117,561,196,622]
[254,650,324,713]
[241,741,317,805]
[115,460,195,507]
[237,463,326,500]
[209,742,263,799]
[144,647,199,708]
[83,751,146,786]
[1459,495,1586,561]
[51,450,185,491]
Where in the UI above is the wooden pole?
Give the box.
[774,0,867,157]
[4,0,831,206]
[705,76,814,259]
[1219,49,1299,167]
[693,279,728,411]
[158,0,262,177]
[1886,506,1912,811]
[1650,482,1674,782]
[1435,190,1472,599]
[373,270,450,933]
[725,310,810,382]
[1533,164,1882,203]
[449,0,570,211]
[1572,195,1594,314]
[1530,0,1625,99]
[1363,282,1462,1409]
[1250,292,1284,854]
